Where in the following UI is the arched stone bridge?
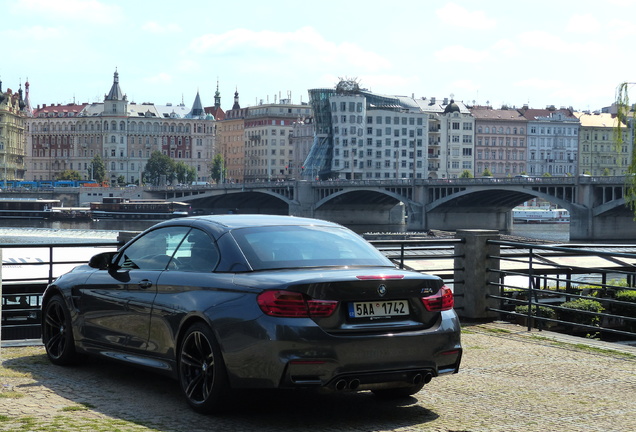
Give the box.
[151,176,634,241]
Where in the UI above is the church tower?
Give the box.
[104,69,128,115]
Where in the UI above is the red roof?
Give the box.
[204,106,226,121]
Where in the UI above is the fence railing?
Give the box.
[2,237,635,342]
[1,241,120,341]
[487,241,636,339]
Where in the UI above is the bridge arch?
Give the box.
[173,189,295,215]
[313,188,418,227]
[426,186,576,214]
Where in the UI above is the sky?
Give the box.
[2,0,636,112]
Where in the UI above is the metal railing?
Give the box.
[1,241,120,341]
[3,237,635,342]
[488,241,636,339]
[368,237,463,283]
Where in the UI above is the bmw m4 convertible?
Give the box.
[42,215,462,413]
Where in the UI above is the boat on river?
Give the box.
[89,197,191,220]
[0,198,60,219]
[512,207,570,224]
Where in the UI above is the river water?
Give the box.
[0,218,571,244]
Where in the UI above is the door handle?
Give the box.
[139,280,152,289]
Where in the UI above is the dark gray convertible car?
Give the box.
[42,215,462,413]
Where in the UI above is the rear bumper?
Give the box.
[218,310,462,390]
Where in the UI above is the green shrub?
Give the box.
[559,299,604,327]
[613,290,636,331]
[514,305,557,319]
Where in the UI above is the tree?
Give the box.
[482,167,493,177]
[90,155,106,182]
[210,154,225,183]
[174,161,197,184]
[143,151,175,186]
[57,169,81,180]
[615,82,636,212]
[460,170,473,178]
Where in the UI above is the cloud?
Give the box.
[188,27,391,71]
[608,18,636,39]
[514,78,563,91]
[434,45,488,63]
[566,14,601,34]
[12,0,121,24]
[435,3,496,30]
[141,21,182,34]
[491,39,519,57]
[517,30,610,55]
[143,73,173,85]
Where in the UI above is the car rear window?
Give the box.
[230,225,393,270]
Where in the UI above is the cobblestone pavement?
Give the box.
[1,322,634,432]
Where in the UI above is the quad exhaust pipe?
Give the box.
[334,372,432,391]
[334,378,360,391]
[412,372,433,385]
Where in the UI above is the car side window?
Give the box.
[173,228,219,272]
[117,227,189,270]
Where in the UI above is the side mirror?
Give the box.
[88,251,117,270]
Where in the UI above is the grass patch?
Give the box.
[529,336,635,359]
[60,401,96,412]
[0,415,162,431]
[0,390,24,399]
[0,368,33,379]
[477,326,512,334]
[60,405,89,412]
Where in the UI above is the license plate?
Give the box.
[348,300,409,318]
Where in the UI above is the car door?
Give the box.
[146,228,236,359]
[76,226,190,353]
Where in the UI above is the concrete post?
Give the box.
[453,229,500,320]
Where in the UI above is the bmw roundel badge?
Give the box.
[377,284,387,297]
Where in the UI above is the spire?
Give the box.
[188,90,204,117]
[105,69,125,101]
[232,87,241,110]
[23,79,33,116]
[214,78,221,109]
[18,81,26,110]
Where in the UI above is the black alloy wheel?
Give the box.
[178,322,229,413]
[42,295,79,365]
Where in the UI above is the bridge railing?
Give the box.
[141,175,630,192]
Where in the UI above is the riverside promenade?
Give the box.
[1,322,634,432]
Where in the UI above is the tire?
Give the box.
[372,383,424,399]
[178,322,230,414]
[42,294,80,365]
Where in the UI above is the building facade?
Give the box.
[0,80,29,181]
[575,112,629,176]
[27,71,216,185]
[216,90,247,183]
[471,106,528,177]
[521,107,580,176]
[306,81,474,180]
[289,116,315,180]
[243,100,312,182]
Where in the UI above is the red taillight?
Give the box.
[421,286,454,312]
[257,290,338,318]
